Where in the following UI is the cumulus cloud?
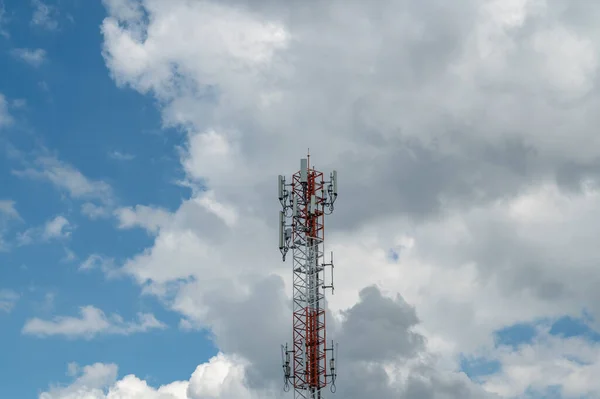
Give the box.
[40,362,119,399]
[92,0,600,397]
[23,305,166,339]
[11,48,47,67]
[482,328,600,398]
[42,215,71,239]
[337,286,425,363]
[114,205,172,234]
[40,298,496,399]
[40,354,257,399]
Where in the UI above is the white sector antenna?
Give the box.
[279,175,285,200]
[332,170,338,195]
[300,159,308,183]
[279,210,285,249]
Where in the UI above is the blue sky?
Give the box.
[2,1,600,398]
[0,1,214,397]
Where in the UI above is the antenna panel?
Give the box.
[278,175,284,200]
[300,159,308,183]
[332,170,338,195]
[293,195,297,217]
[279,211,284,249]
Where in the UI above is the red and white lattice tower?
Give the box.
[279,154,338,399]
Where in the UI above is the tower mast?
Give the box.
[279,155,338,398]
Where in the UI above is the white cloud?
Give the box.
[108,150,135,161]
[95,0,600,397]
[482,329,600,397]
[101,0,144,27]
[186,354,260,399]
[22,305,166,339]
[0,289,19,313]
[114,205,171,234]
[16,215,73,245]
[39,353,254,399]
[40,348,494,399]
[78,254,118,277]
[40,362,118,399]
[31,0,58,30]
[12,155,113,208]
[0,199,19,219]
[43,216,71,239]
[11,48,47,67]
[81,202,110,220]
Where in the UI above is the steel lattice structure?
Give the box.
[279,155,338,399]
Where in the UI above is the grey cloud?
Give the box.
[326,134,539,231]
[333,362,397,398]
[157,0,600,233]
[202,275,290,390]
[330,286,427,398]
[401,364,500,399]
[337,285,424,362]
[554,158,600,193]
[404,179,600,337]
[436,215,573,302]
[190,278,477,397]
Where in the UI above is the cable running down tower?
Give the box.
[278,154,339,399]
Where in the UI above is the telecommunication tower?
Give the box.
[278,154,339,399]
